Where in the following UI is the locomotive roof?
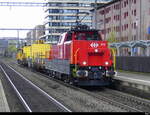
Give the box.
[69,29,99,33]
[69,24,99,33]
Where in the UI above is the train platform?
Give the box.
[114,71,150,92]
[0,79,10,112]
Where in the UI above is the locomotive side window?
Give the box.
[66,33,72,41]
[77,33,86,40]
[76,31,102,41]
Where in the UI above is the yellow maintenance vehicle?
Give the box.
[16,45,31,66]
[16,40,51,70]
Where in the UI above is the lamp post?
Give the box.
[135,18,138,56]
[136,18,138,40]
[17,30,20,49]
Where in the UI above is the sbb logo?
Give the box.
[90,43,99,48]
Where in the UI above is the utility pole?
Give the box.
[95,0,97,29]
[17,30,20,49]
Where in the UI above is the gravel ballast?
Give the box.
[2,58,127,112]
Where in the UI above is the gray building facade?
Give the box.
[92,0,150,42]
[92,0,150,56]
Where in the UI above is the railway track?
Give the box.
[92,88,150,113]
[30,69,149,112]
[31,68,149,112]
[2,59,150,112]
[0,62,72,112]
[13,65,142,112]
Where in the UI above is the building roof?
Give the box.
[91,0,119,11]
[90,0,117,12]
[97,0,119,9]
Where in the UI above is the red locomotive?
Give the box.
[44,25,116,86]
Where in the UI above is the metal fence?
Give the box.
[116,56,150,73]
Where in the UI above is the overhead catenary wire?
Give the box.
[0,2,47,7]
[0,28,50,31]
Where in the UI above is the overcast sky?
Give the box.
[0,0,45,38]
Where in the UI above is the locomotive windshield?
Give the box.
[76,31,102,41]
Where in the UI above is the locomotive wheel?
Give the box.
[64,75,70,83]
[69,81,73,85]
[60,74,66,81]
[48,70,52,77]
[69,77,74,85]
[52,71,56,78]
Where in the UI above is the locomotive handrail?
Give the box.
[74,48,80,70]
[111,48,116,71]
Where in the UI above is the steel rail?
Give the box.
[36,71,143,112]
[0,65,32,112]
[9,61,144,112]
[82,89,143,112]
[99,88,150,112]
[20,66,142,112]
[7,64,72,112]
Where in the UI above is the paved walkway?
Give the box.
[115,71,150,87]
[0,79,10,112]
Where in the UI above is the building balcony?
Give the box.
[46,26,70,29]
[46,0,103,3]
[44,19,91,25]
[45,6,93,13]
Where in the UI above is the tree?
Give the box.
[7,45,17,57]
[8,45,17,53]
[107,29,117,68]
[107,30,117,43]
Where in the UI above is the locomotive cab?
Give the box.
[71,33,115,85]
[48,25,116,86]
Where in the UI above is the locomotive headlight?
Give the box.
[83,61,87,65]
[95,49,98,53]
[105,61,109,66]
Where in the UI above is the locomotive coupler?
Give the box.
[76,70,88,77]
[106,71,117,77]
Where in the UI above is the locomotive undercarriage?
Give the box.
[18,59,115,86]
[45,64,115,86]
[70,65,115,86]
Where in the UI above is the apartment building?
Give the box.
[26,25,45,45]
[92,0,150,42]
[44,0,111,43]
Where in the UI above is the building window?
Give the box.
[105,17,111,23]
[99,10,105,15]
[105,7,111,14]
[134,0,136,4]
[124,12,128,19]
[126,0,128,5]
[134,9,136,16]
[124,1,126,7]
[115,26,120,32]
[114,3,120,10]
[134,22,136,29]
